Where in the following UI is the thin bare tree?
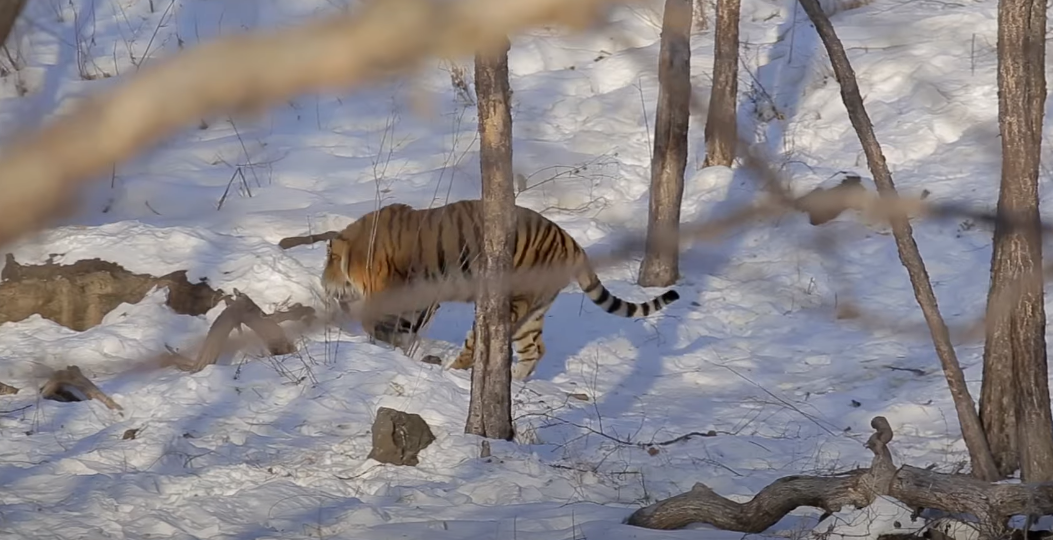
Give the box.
[702,0,739,168]
[796,0,1000,481]
[979,0,1053,482]
[639,0,692,287]
[464,36,515,441]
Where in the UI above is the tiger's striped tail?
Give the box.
[576,267,679,318]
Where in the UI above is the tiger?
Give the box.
[321,199,680,381]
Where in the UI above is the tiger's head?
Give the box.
[320,203,414,304]
[322,235,362,302]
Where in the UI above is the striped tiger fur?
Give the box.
[321,199,679,380]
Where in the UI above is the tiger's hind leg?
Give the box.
[449,295,555,381]
[449,295,535,370]
[509,297,555,381]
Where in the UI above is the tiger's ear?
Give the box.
[326,238,345,265]
[383,203,414,214]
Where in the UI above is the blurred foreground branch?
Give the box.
[0,0,629,249]
[0,0,1050,415]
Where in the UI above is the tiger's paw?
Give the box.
[511,360,538,381]
[448,353,474,370]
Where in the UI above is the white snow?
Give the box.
[0,0,1034,538]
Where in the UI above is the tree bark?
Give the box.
[797,0,1000,481]
[626,416,1049,540]
[465,36,515,441]
[0,0,25,48]
[980,0,1053,482]
[639,0,692,288]
[702,0,739,168]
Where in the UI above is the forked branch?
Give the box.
[161,290,314,372]
[627,417,1053,539]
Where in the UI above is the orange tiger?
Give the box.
[322,200,679,380]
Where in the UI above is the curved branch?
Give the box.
[625,474,869,532]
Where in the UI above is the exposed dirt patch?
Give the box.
[0,254,228,331]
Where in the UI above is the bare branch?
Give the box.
[179,290,309,373]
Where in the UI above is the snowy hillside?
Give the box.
[0,0,1032,538]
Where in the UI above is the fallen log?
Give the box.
[278,231,339,250]
[626,416,1053,539]
[40,365,122,410]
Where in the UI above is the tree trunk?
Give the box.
[980,0,1053,482]
[0,0,25,47]
[702,0,739,168]
[797,0,1000,482]
[639,0,692,288]
[464,36,515,441]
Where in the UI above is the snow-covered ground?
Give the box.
[0,0,1036,538]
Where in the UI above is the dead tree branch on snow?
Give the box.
[40,366,122,411]
[160,290,314,373]
[627,416,1053,539]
